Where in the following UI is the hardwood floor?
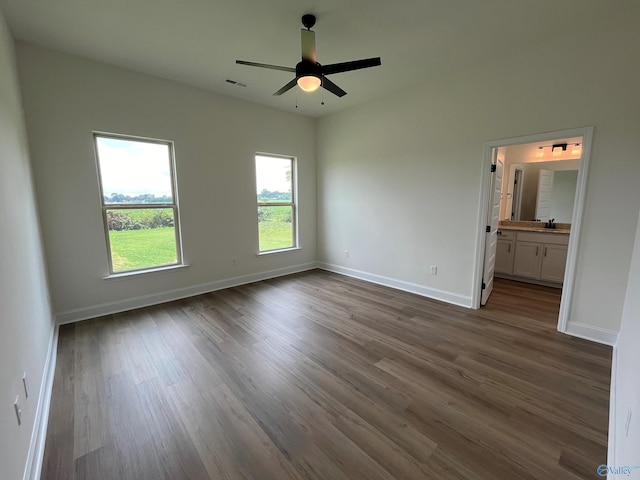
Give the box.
[41,271,612,480]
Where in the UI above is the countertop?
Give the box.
[498,225,570,235]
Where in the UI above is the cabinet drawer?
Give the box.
[516,231,569,245]
[497,230,516,240]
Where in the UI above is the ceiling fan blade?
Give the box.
[322,77,347,97]
[273,78,298,96]
[236,60,295,73]
[321,57,381,76]
[301,29,316,63]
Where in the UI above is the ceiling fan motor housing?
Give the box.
[296,60,321,80]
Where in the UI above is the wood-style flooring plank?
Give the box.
[41,272,611,480]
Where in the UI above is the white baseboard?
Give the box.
[607,344,618,472]
[564,321,618,346]
[55,262,318,324]
[318,262,473,308]
[23,323,58,480]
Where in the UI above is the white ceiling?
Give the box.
[0,0,633,117]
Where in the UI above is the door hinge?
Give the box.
[481,282,486,290]
[490,164,497,173]
[486,225,491,233]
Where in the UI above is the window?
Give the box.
[94,133,183,274]
[255,154,297,253]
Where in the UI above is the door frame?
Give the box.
[511,167,523,220]
[471,126,594,334]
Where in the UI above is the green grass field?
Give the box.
[109,221,293,272]
[109,227,177,272]
[258,205,293,252]
[258,221,293,251]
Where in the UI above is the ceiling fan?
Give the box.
[236,14,381,98]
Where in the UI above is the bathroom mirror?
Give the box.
[547,169,578,223]
[501,161,578,223]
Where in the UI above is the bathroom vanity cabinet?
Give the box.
[495,229,569,287]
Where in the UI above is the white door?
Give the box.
[481,153,504,305]
[535,169,554,221]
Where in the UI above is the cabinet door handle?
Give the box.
[508,243,511,253]
[544,246,547,257]
[536,246,539,256]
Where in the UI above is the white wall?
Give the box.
[317,10,640,335]
[0,10,54,480]
[15,43,317,320]
[609,208,640,472]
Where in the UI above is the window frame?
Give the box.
[93,131,184,276]
[255,153,298,254]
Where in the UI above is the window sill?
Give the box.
[103,263,189,280]
[257,247,301,256]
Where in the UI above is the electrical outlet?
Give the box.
[625,409,632,437]
[231,257,237,266]
[22,373,29,398]
[430,265,438,275]
[14,396,22,426]
[344,250,349,258]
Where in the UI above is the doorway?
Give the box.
[511,168,523,221]
[472,127,593,334]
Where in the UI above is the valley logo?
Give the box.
[598,464,640,477]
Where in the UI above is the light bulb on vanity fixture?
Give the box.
[536,146,545,158]
[552,143,568,157]
[571,143,582,156]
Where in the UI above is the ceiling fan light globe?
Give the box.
[297,75,321,92]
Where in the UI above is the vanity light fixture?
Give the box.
[552,143,568,156]
[535,142,581,158]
